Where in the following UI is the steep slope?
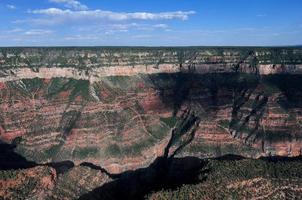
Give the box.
[0,47,302,174]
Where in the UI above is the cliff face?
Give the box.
[1,47,302,81]
[1,47,302,173]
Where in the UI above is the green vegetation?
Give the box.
[123,137,156,156]
[262,130,293,142]
[186,143,260,157]
[106,133,164,157]
[147,158,302,200]
[44,144,63,158]
[105,144,122,157]
[263,82,280,95]
[72,147,99,159]
[69,80,90,100]
[8,78,45,98]
[160,116,178,128]
[1,47,302,70]
[0,170,19,180]
[46,78,91,100]
[218,120,230,129]
[147,124,170,140]
[12,137,23,145]
[46,78,66,97]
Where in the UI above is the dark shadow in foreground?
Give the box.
[0,142,74,174]
[79,156,208,200]
[213,154,246,161]
[0,143,37,170]
[79,153,302,200]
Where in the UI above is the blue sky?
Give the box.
[0,0,301,46]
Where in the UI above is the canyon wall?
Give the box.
[1,47,302,173]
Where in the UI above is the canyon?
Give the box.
[1,47,302,199]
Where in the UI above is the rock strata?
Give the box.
[0,47,302,174]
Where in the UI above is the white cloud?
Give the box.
[29,8,196,21]
[7,0,194,45]
[105,29,128,35]
[64,34,99,40]
[153,24,168,29]
[110,23,138,29]
[6,4,16,10]
[109,23,169,31]
[24,29,54,36]
[68,23,170,36]
[49,0,88,11]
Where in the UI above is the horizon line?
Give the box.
[0,45,301,48]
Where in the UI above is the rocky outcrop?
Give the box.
[0,164,112,200]
[0,166,57,199]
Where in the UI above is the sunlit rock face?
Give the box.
[1,47,302,173]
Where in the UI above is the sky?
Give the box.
[0,0,301,46]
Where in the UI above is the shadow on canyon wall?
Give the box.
[264,74,302,108]
[0,141,74,174]
[0,142,37,170]
[149,72,302,145]
[149,72,260,116]
[79,156,208,200]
